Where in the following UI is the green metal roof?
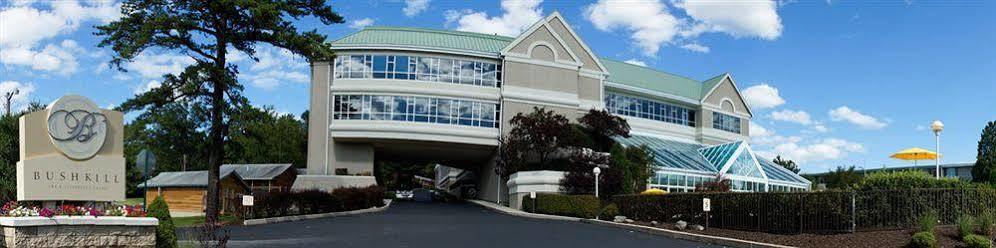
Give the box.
[330,26,514,56]
[700,73,729,98]
[599,58,705,101]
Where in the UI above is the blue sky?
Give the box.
[1,0,993,173]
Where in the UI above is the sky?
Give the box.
[1,0,994,173]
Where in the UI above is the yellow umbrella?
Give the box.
[889,147,940,166]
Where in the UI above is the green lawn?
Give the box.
[172,215,240,228]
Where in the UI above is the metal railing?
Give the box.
[614,188,996,234]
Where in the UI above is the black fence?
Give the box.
[614,188,996,234]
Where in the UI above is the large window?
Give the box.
[333,54,501,87]
[604,92,696,127]
[712,112,741,134]
[332,94,500,128]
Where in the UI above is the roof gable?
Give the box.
[502,12,607,74]
[222,164,294,180]
[701,74,754,117]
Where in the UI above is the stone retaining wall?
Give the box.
[1,217,158,248]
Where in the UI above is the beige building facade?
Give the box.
[300,12,809,199]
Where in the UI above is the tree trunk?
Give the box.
[204,31,229,224]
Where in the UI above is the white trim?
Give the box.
[500,12,608,74]
[701,74,754,117]
[539,23,583,64]
[544,12,610,74]
[501,85,580,109]
[720,98,737,112]
[325,63,332,175]
[331,45,499,59]
[0,216,159,227]
[703,104,751,119]
[330,121,499,146]
[504,56,581,71]
[330,79,500,102]
[605,82,700,106]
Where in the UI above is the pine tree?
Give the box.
[972,121,996,183]
[773,155,801,174]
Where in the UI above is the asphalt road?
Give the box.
[215,201,721,248]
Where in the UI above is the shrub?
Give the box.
[249,186,384,218]
[961,214,978,238]
[910,231,937,248]
[147,196,178,248]
[965,234,993,248]
[521,193,601,219]
[855,170,972,190]
[979,210,996,236]
[919,210,938,232]
[599,203,619,220]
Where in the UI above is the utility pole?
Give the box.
[3,89,19,116]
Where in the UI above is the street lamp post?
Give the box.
[931,120,944,179]
[3,89,19,117]
[593,167,601,198]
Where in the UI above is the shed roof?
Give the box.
[221,164,294,181]
[138,167,240,188]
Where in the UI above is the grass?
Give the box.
[122,198,144,206]
[173,215,240,228]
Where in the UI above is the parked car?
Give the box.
[394,190,414,200]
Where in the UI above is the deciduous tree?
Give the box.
[97,0,344,223]
[773,155,800,174]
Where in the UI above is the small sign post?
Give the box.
[530,192,537,213]
[136,149,156,210]
[242,195,254,206]
[703,198,711,229]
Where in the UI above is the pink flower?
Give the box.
[38,208,54,218]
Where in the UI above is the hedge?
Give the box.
[855,170,972,190]
[613,188,996,234]
[245,186,385,219]
[521,193,601,219]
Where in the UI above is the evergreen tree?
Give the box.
[147,196,177,248]
[973,121,996,183]
[96,0,344,223]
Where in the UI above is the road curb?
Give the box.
[242,199,393,226]
[466,199,582,222]
[580,219,796,248]
[467,199,793,248]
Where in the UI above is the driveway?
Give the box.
[214,201,721,248]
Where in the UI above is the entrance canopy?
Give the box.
[614,134,810,192]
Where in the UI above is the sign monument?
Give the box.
[16,94,126,202]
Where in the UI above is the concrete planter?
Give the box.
[0,216,158,248]
[505,170,566,210]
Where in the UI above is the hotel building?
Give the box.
[300,12,810,202]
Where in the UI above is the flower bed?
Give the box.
[1,201,146,218]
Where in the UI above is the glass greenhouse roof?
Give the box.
[613,135,810,185]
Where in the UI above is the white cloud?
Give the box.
[829,106,887,129]
[585,0,678,55]
[623,59,647,67]
[759,138,864,163]
[243,46,309,90]
[680,43,710,53]
[770,109,812,125]
[124,52,195,79]
[674,0,782,40]
[750,122,773,138]
[349,18,375,30]
[0,1,121,75]
[133,80,161,94]
[403,0,431,17]
[742,84,785,109]
[445,0,543,36]
[811,124,829,133]
[0,39,83,75]
[0,81,37,112]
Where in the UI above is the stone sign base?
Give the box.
[0,216,158,248]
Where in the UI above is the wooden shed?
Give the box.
[221,164,297,193]
[139,168,250,214]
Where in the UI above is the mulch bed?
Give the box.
[633,221,973,248]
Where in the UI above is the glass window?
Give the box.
[712,112,741,134]
[334,54,501,88]
[604,92,696,127]
[332,94,499,128]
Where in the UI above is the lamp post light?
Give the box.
[931,120,944,179]
[593,166,601,198]
[3,89,19,117]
